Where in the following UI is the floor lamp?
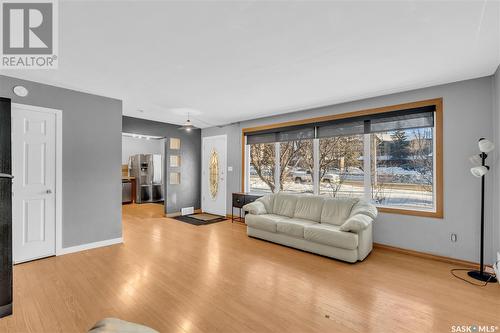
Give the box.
[469,138,497,282]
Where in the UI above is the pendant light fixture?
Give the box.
[178,113,196,132]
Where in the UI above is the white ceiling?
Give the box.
[2,1,500,128]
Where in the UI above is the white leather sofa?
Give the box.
[243,193,377,263]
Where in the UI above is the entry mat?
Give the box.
[173,213,226,226]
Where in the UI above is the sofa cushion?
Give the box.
[320,197,359,225]
[304,224,359,250]
[349,200,378,219]
[243,201,267,215]
[272,193,299,217]
[277,218,317,238]
[339,214,373,232]
[245,214,289,233]
[293,196,324,222]
[257,194,275,214]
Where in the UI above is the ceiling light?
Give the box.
[13,85,28,97]
[122,132,164,140]
[179,113,196,131]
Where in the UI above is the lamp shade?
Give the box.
[478,139,495,153]
[471,166,489,177]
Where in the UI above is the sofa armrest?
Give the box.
[243,201,267,215]
[339,214,373,232]
[350,200,378,220]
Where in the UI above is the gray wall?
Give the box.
[493,66,500,261]
[122,116,201,214]
[0,75,123,248]
[203,76,497,264]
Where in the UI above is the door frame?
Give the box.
[12,103,63,259]
[201,134,227,216]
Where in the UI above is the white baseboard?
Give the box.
[56,237,123,256]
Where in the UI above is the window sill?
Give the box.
[378,206,443,219]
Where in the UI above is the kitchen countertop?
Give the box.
[122,176,136,181]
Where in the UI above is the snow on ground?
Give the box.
[249,177,433,210]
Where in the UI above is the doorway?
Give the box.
[202,135,227,216]
[11,103,62,263]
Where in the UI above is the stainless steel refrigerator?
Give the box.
[130,154,164,203]
[0,97,13,318]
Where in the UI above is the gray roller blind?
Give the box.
[369,110,434,134]
[246,132,277,144]
[317,120,365,138]
[276,127,315,142]
[317,106,435,138]
[246,105,436,143]
[246,126,314,144]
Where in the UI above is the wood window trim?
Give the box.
[241,98,444,219]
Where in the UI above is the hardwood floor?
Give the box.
[1,203,499,332]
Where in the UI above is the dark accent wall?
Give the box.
[122,116,201,214]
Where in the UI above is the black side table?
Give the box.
[232,193,262,223]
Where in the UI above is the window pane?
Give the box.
[370,128,434,210]
[319,135,365,199]
[280,140,314,194]
[249,143,276,193]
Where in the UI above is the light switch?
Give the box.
[228,166,233,172]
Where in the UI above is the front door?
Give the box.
[202,135,227,216]
[12,105,56,263]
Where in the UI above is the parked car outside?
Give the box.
[250,165,273,177]
[321,172,340,183]
[292,169,341,184]
[292,169,312,183]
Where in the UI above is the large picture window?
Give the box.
[243,99,443,218]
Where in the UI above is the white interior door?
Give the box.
[12,105,56,263]
[202,135,227,216]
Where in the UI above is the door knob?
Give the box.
[46,189,52,194]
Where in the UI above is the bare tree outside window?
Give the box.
[319,135,364,198]
[280,140,313,193]
[249,143,275,193]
